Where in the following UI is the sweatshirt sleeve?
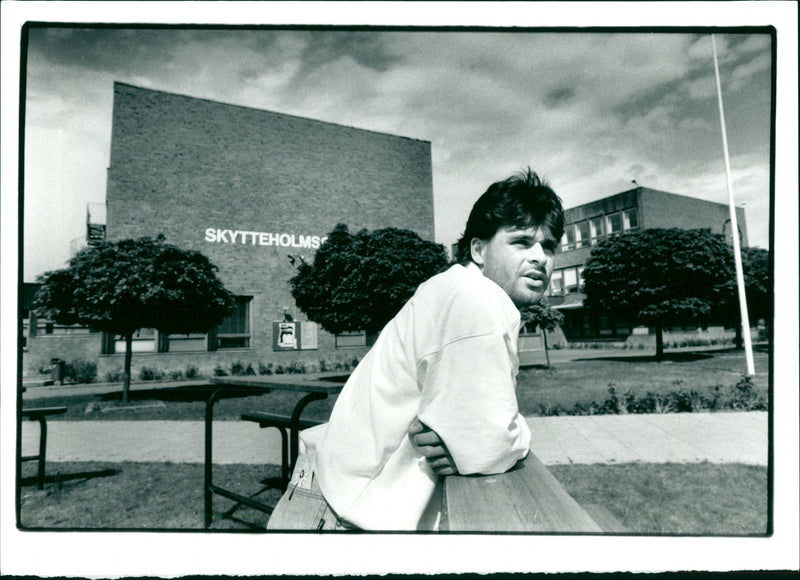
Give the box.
[415,331,531,475]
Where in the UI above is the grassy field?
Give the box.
[17,348,769,534]
[24,347,769,421]
[516,349,769,415]
[18,460,768,535]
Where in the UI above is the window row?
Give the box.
[561,208,639,251]
[549,266,585,297]
[101,296,254,354]
[93,296,369,354]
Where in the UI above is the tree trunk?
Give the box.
[655,324,664,360]
[543,330,551,368]
[123,332,133,403]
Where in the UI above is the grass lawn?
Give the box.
[25,347,769,420]
[18,460,767,535]
[18,348,769,534]
[516,349,769,415]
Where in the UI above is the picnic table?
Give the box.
[203,374,344,528]
[19,387,68,490]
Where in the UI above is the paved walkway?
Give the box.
[20,412,768,466]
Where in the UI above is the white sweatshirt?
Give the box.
[305,262,532,530]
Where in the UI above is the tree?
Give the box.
[521,302,564,367]
[289,224,449,335]
[582,228,736,359]
[715,245,771,348]
[740,246,771,327]
[35,235,235,401]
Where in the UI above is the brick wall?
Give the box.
[104,82,434,369]
[23,334,103,377]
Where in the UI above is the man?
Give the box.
[268,168,564,531]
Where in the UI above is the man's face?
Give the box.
[471,225,557,308]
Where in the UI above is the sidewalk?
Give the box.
[19,411,768,467]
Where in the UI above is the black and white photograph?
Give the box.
[1,2,797,577]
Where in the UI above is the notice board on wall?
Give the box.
[273,321,318,351]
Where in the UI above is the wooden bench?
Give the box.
[21,406,67,489]
[442,452,625,533]
[240,412,322,490]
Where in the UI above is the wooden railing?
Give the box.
[442,452,623,533]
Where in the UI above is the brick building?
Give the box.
[23,82,434,379]
[548,186,748,342]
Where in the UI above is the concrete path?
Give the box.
[20,411,768,467]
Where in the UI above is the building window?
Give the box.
[576,221,590,249]
[563,226,576,251]
[590,216,605,244]
[335,331,367,348]
[549,270,564,296]
[578,267,585,292]
[598,315,614,336]
[164,333,207,352]
[103,328,157,354]
[564,268,579,294]
[607,212,623,236]
[212,296,252,350]
[624,208,639,230]
[335,331,379,348]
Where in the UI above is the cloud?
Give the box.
[20,27,773,279]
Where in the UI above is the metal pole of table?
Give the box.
[204,387,222,529]
[288,391,328,473]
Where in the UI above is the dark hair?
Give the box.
[456,168,565,265]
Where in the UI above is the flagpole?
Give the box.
[712,34,755,376]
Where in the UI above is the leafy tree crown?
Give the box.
[582,228,736,327]
[290,224,449,335]
[35,234,235,336]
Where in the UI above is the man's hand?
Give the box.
[408,419,458,476]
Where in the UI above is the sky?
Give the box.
[21,25,773,281]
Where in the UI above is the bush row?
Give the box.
[557,337,736,350]
[97,357,360,383]
[212,357,360,377]
[536,377,766,416]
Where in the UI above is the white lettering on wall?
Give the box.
[205,228,328,249]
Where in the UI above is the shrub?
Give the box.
[139,367,166,381]
[169,369,185,381]
[569,402,591,416]
[106,369,126,383]
[621,390,637,414]
[213,365,228,377]
[258,362,273,375]
[230,361,249,376]
[229,361,256,376]
[185,365,200,379]
[669,389,705,413]
[65,360,97,384]
[706,385,724,411]
[538,402,560,416]
[285,361,307,374]
[597,386,622,414]
[729,376,766,411]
